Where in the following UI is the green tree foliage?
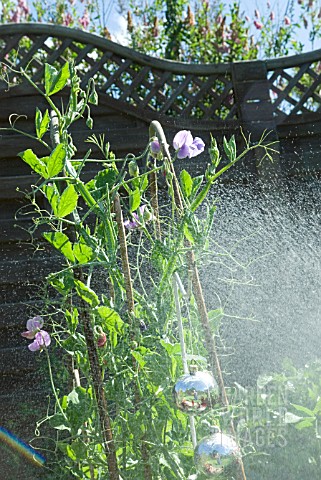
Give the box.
[124,0,321,62]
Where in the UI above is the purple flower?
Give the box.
[63,12,73,26]
[21,316,51,351]
[124,205,154,230]
[151,141,160,152]
[150,138,161,155]
[173,130,205,159]
[79,9,90,29]
[254,20,263,30]
[21,316,44,339]
[284,16,291,26]
[28,331,51,352]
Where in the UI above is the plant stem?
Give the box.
[50,111,120,480]
[149,120,247,480]
[44,347,68,421]
[113,194,153,480]
[148,156,161,240]
[113,194,135,315]
[78,300,120,479]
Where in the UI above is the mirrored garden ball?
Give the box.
[173,368,220,414]
[194,432,241,478]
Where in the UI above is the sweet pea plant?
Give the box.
[9,61,276,479]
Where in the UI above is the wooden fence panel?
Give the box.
[0,23,321,409]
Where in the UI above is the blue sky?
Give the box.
[104,0,320,53]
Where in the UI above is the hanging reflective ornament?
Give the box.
[194,431,241,478]
[173,365,220,415]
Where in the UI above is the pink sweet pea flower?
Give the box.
[21,316,44,339]
[28,331,51,352]
[124,205,154,230]
[284,16,291,25]
[254,20,263,30]
[173,130,205,159]
[21,316,51,351]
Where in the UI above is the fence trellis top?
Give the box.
[1,23,321,127]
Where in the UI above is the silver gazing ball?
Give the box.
[194,432,241,478]
[173,367,220,415]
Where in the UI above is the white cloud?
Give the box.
[106,6,129,45]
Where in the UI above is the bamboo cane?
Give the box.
[113,194,153,480]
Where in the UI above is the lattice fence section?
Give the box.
[268,60,321,118]
[0,31,237,121]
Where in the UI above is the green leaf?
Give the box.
[47,143,66,177]
[160,340,181,356]
[191,175,204,199]
[68,389,80,405]
[223,135,236,161]
[56,184,78,218]
[223,136,231,160]
[65,308,78,335]
[66,445,77,461]
[48,270,74,295]
[295,417,315,430]
[180,169,193,198]
[72,441,88,460]
[209,135,220,167]
[132,350,146,368]
[43,232,75,262]
[35,108,50,139]
[190,181,211,212]
[74,280,99,307]
[170,355,177,380]
[42,184,59,213]
[313,397,321,415]
[140,174,149,192]
[18,149,48,178]
[95,168,117,189]
[291,403,315,417]
[73,240,94,264]
[129,187,141,213]
[49,413,70,431]
[66,387,91,433]
[45,62,70,96]
[97,306,124,333]
[183,223,194,244]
